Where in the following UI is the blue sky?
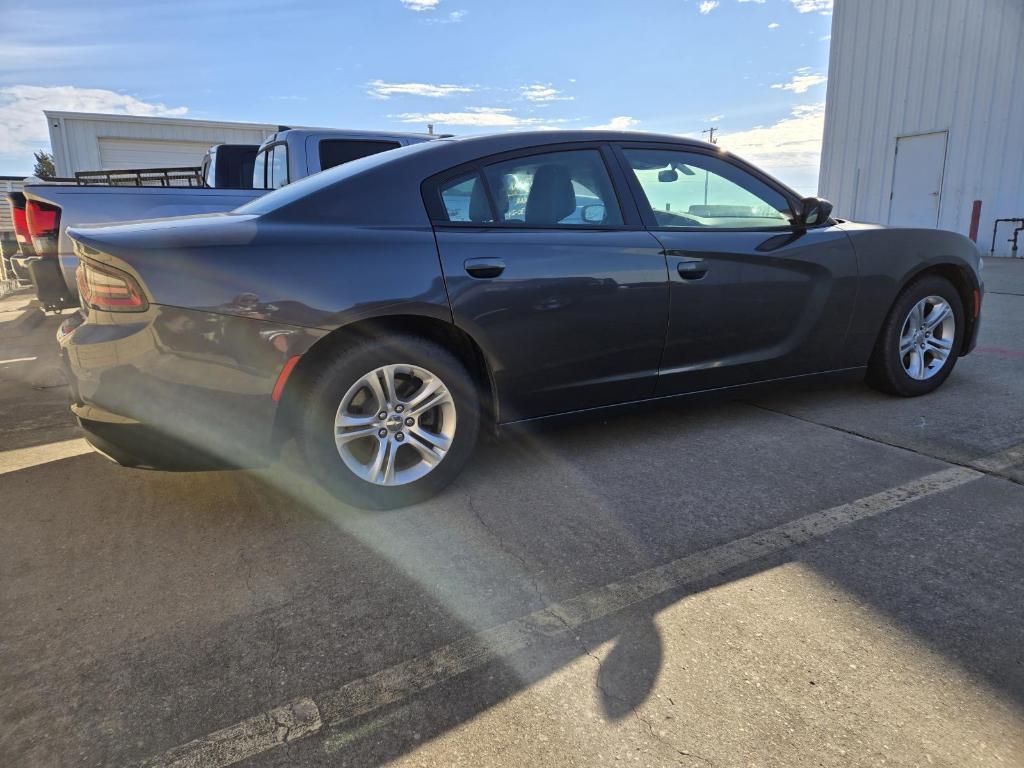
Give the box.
[0,0,833,192]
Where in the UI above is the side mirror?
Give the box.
[580,204,606,224]
[799,196,833,227]
[658,169,679,183]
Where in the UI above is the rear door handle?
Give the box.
[676,259,708,280]
[464,257,506,279]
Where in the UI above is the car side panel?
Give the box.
[60,304,327,466]
[70,218,452,330]
[837,223,983,365]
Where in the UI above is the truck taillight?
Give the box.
[26,200,61,255]
[12,205,31,245]
[76,259,148,312]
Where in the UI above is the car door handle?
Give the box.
[464,257,506,279]
[676,259,708,280]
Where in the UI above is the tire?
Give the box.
[866,274,964,397]
[296,334,481,509]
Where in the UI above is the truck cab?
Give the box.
[251,129,438,190]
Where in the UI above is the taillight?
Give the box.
[12,205,30,245]
[76,259,148,312]
[26,200,61,256]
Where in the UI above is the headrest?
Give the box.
[525,164,576,225]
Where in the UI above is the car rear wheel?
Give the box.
[867,274,964,397]
[297,335,480,509]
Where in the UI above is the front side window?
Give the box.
[622,148,793,229]
[268,145,289,189]
[481,149,623,227]
[252,150,267,190]
[203,153,216,188]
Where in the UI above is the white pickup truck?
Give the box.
[12,128,435,310]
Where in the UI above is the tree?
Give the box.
[33,150,56,179]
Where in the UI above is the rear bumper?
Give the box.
[75,407,238,470]
[59,304,323,471]
[24,255,77,311]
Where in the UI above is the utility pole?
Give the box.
[700,128,717,206]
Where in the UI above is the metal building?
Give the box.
[45,112,278,177]
[818,0,1024,257]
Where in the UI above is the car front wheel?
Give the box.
[867,274,964,397]
[297,335,481,509]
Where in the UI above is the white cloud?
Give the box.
[400,0,439,10]
[392,107,548,127]
[790,0,833,13]
[585,116,639,130]
[0,85,187,165]
[768,22,781,29]
[367,80,474,99]
[424,9,466,23]
[705,114,724,122]
[519,84,573,102]
[771,72,827,93]
[738,0,766,3]
[718,103,825,193]
[699,1,719,14]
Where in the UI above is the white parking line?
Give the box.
[971,442,1024,473]
[139,462,990,768]
[0,438,93,476]
[0,356,37,365]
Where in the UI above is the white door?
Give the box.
[888,131,947,228]
[97,138,213,170]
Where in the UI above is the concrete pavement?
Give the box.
[1,263,1022,767]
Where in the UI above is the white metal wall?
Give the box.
[818,0,1024,256]
[46,112,276,177]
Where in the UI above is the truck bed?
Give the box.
[23,184,265,305]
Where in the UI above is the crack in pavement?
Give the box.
[744,401,1024,488]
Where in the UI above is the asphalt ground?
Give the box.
[1,260,1022,767]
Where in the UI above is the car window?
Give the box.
[622,148,793,229]
[252,149,267,190]
[203,153,215,188]
[268,145,289,189]
[319,140,402,171]
[481,149,623,227]
[439,172,494,223]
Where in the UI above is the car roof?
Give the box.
[442,130,721,152]
[262,128,439,145]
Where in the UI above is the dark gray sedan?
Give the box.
[60,131,983,508]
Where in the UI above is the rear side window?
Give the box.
[431,148,623,227]
[319,140,401,171]
[439,173,494,223]
[482,149,623,226]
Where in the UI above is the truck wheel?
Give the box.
[866,274,964,397]
[297,335,480,509]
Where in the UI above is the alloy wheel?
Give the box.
[334,364,456,486]
[899,295,956,381]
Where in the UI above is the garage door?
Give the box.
[98,138,213,170]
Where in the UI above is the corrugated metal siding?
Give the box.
[819,0,1024,256]
[47,114,275,177]
[98,138,217,169]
